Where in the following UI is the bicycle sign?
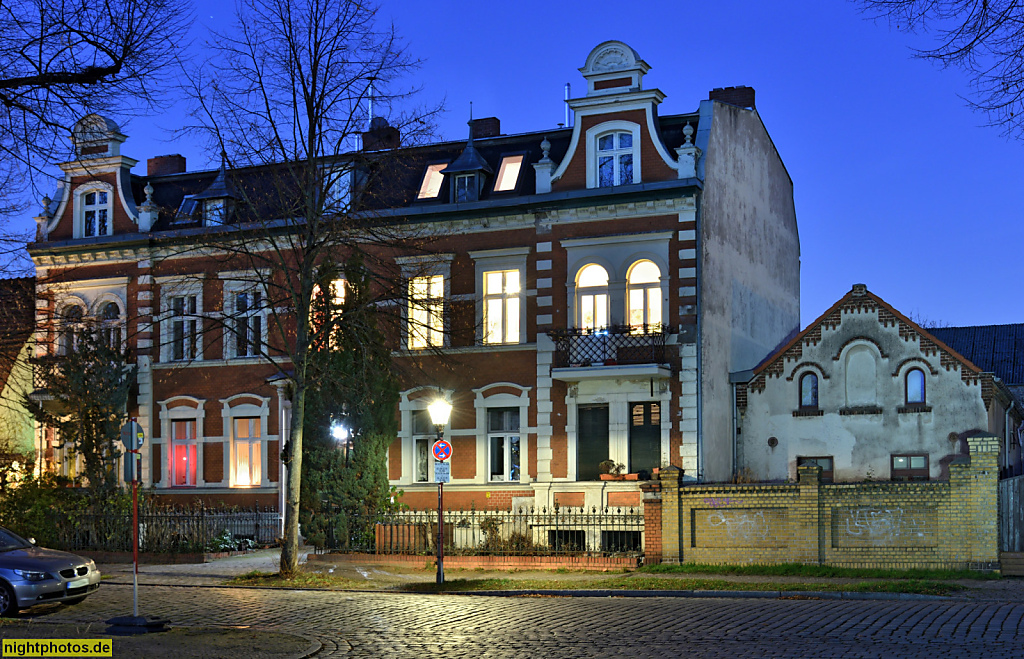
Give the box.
[432,439,452,462]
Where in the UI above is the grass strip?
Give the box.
[639,563,998,581]
[225,570,961,597]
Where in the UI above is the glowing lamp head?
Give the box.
[331,423,350,442]
[427,398,452,427]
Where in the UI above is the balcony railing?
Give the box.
[549,325,673,368]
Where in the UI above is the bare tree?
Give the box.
[176,0,439,576]
[858,0,1024,138]
[0,0,191,257]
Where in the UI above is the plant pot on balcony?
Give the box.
[624,473,639,481]
[599,474,625,481]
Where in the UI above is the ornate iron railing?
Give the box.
[548,325,673,368]
[314,505,644,557]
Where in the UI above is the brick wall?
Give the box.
[655,436,1000,570]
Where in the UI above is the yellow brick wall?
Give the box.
[658,435,1000,570]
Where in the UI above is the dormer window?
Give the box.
[598,132,634,187]
[455,174,476,202]
[417,163,446,199]
[205,199,227,225]
[82,190,110,237]
[493,155,524,192]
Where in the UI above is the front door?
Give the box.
[577,405,609,481]
[629,402,661,475]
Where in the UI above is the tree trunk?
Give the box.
[280,384,305,576]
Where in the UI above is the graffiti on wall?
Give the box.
[833,507,936,548]
[694,508,787,548]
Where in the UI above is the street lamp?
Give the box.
[330,420,352,467]
[427,397,452,584]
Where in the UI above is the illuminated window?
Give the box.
[234,417,262,486]
[172,420,197,487]
[417,163,447,199]
[626,260,661,331]
[483,270,520,344]
[576,264,609,330]
[906,368,926,404]
[408,275,444,349]
[597,132,634,187]
[493,155,524,192]
[800,373,819,409]
[82,190,110,237]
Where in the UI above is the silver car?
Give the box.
[0,526,101,616]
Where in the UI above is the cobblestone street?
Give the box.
[18,582,1024,657]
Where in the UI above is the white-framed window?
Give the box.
[204,199,227,225]
[488,407,520,482]
[171,419,198,487]
[57,304,85,355]
[493,155,524,192]
[311,277,346,348]
[799,372,819,409]
[454,173,476,202]
[234,416,262,486]
[626,260,661,330]
[417,163,447,199]
[597,132,634,187]
[99,301,122,349]
[169,294,199,361]
[412,409,433,483]
[82,189,111,237]
[231,289,263,358]
[906,368,926,405]
[407,274,444,349]
[576,264,609,330]
[483,270,520,344]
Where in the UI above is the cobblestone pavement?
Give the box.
[21,582,1024,658]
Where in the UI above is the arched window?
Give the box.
[597,132,634,187]
[81,189,110,237]
[100,302,121,349]
[800,373,818,409]
[58,306,84,355]
[626,260,661,331]
[576,264,609,330]
[905,368,926,404]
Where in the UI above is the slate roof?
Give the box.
[930,324,1024,386]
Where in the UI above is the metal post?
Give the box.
[132,449,139,618]
[437,479,444,584]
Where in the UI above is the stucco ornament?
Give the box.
[592,47,631,72]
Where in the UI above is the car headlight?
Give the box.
[13,569,51,582]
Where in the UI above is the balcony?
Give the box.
[548,325,674,375]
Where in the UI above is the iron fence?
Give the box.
[47,504,280,553]
[549,325,672,368]
[315,505,645,557]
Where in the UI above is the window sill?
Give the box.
[839,406,883,416]
[792,409,824,417]
[898,405,932,414]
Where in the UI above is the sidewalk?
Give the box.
[96,548,1024,602]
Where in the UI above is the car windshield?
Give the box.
[0,528,31,551]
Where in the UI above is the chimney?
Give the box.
[361,117,401,151]
[469,117,500,139]
[708,86,755,109]
[148,154,187,176]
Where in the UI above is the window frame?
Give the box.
[220,395,271,489]
[905,368,926,405]
[492,153,527,194]
[487,407,521,483]
[56,303,86,356]
[411,408,434,484]
[416,161,449,200]
[158,280,204,363]
[74,182,114,238]
[891,453,929,481]
[470,247,530,346]
[585,121,641,189]
[625,259,662,331]
[799,372,819,410]
[406,274,445,349]
[575,263,610,331]
[157,396,206,489]
[170,419,199,487]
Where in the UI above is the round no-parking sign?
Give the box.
[432,439,452,462]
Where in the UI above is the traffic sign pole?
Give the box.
[431,438,452,585]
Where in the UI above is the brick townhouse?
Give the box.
[26,41,800,513]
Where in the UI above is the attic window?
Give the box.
[493,155,524,192]
[454,174,476,202]
[598,132,633,187]
[417,163,446,199]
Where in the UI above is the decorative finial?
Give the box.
[144,182,154,204]
[41,194,51,211]
[683,121,694,146]
[540,136,551,160]
[220,149,228,169]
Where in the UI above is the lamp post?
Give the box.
[427,397,452,585]
[330,421,352,467]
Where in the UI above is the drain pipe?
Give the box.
[694,190,704,482]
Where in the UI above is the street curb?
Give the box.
[100,582,949,601]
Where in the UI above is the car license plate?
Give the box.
[67,578,89,589]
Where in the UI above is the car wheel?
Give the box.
[0,582,18,617]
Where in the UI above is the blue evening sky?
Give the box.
[23,0,1024,329]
